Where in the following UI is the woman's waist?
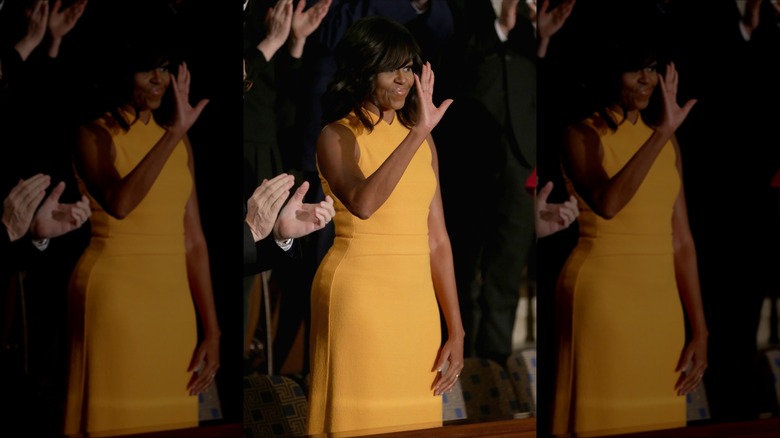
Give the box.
[85,233,186,256]
[331,233,430,256]
[574,233,674,256]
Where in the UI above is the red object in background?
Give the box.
[771,169,780,188]
[525,167,537,196]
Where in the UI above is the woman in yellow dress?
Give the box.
[64,43,219,437]
[307,17,464,435]
[551,43,709,436]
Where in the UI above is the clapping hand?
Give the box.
[246,174,295,242]
[2,174,49,241]
[258,0,294,59]
[273,181,335,240]
[30,181,91,240]
[48,0,87,41]
[291,0,331,42]
[537,0,575,41]
[15,0,49,60]
[536,181,579,238]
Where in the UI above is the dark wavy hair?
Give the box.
[322,16,422,132]
[589,37,665,131]
[104,40,179,132]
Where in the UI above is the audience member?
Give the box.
[242,0,331,376]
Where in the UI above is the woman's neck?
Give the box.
[363,101,396,124]
[607,103,639,125]
[120,103,152,124]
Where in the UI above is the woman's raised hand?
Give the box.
[658,62,696,135]
[170,62,209,135]
[413,62,453,134]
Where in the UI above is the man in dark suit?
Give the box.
[436,0,537,364]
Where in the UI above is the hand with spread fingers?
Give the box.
[537,0,576,41]
[536,181,579,238]
[291,0,331,42]
[30,181,91,240]
[273,181,335,240]
[412,61,453,135]
[48,0,87,41]
[537,0,576,58]
[170,62,210,136]
[657,62,697,135]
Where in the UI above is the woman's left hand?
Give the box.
[413,62,453,135]
[187,336,220,396]
[432,335,464,396]
[674,334,707,396]
[170,62,209,136]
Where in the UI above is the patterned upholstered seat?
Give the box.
[198,382,223,421]
[764,349,780,412]
[459,357,522,421]
[244,373,308,437]
[506,348,537,416]
[686,381,710,422]
[443,378,467,422]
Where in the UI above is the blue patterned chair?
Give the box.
[442,378,467,422]
[244,373,308,437]
[506,348,537,416]
[765,349,780,411]
[459,357,522,421]
[686,381,710,422]
[198,381,223,422]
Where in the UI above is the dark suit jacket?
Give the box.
[454,0,536,168]
[242,207,296,277]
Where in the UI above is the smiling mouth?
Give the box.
[638,87,652,97]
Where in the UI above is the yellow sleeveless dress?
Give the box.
[552,114,686,436]
[307,111,442,435]
[65,113,198,437]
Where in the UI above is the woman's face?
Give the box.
[372,62,414,112]
[132,63,171,111]
[619,63,658,111]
